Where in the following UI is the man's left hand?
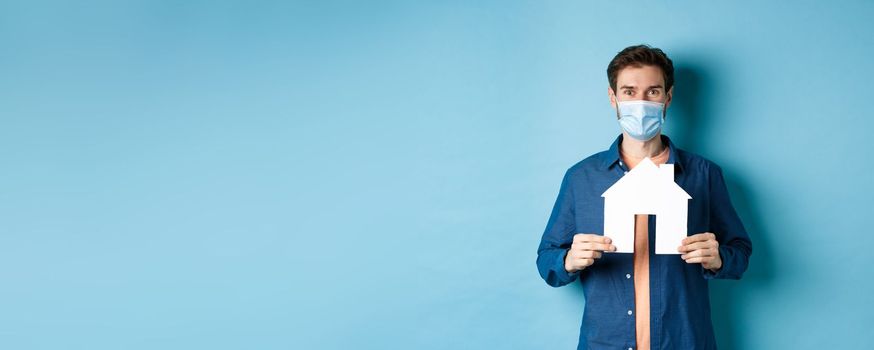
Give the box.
[678,232,722,271]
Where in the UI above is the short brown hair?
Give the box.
[607,44,674,92]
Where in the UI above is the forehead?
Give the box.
[616,65,665,88]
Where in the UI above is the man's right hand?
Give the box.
[564,233,617,273]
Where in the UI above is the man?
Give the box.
[535,45,752,350]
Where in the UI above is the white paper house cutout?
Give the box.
[602,157,691,255]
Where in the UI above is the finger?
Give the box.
[572,233,589,243]
[681,232,716,245]
[681,249,714,260]
[685,249,715,259]
[683,256,709,264]
[678,241,711,252]
[680,233,708,245]
[580,250,603,259]
[575,258,594,267]
[580,242,616,252]
[576,234,612,244]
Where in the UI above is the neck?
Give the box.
[620,133,665,159]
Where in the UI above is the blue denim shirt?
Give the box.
[536,134,752,350]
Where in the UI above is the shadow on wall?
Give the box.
[672,64,776,350]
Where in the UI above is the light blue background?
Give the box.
[1,1,872,349]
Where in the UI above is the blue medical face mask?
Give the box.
[616,100,665,141]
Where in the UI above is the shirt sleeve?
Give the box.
[536,169,582,287]
[702,164,753,280]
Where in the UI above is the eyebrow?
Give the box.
[620,84,664,90]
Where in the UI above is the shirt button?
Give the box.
[626,273,631,279]
[627,310,633,315]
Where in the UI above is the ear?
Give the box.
[608,87,617,108]
[665,86,674,109]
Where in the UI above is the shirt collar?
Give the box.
[599,134,685,173]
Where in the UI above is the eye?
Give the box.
[648,89,660,96]
[623,90,633,95]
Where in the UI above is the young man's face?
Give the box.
[608,64,673,110]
